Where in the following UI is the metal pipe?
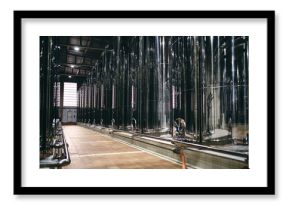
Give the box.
[116,37,121,129]
[198,37,206,143]
[57,136,71,167]
[231,36,236,125]
[138,36,144,133]
[40,133,71,168]
[170,139,247,160]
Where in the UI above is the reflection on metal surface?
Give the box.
[74,36,248,148]
[40,36,249,155]
[39,36,249,169]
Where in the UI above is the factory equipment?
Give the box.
[76,36,248,146]
[40,36,249,168]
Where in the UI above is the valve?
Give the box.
[173,118,186,141]
[131,118,137,131]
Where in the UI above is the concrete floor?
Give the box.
[62,125,181,169]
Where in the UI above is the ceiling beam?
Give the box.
[57,43,113,52]
[58,63,94,69]
[57,73,87,77]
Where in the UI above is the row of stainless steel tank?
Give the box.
[77,36,249,143]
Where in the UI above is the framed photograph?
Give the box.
[14,10,275,195]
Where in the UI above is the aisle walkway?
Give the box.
[62,125,180,169]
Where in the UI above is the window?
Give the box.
[63,82,77,107]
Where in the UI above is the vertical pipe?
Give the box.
[193,36,198,138]
[244,37,249,126]
[221,38,227,130]
[82,86,85,122]
[47,37,53,145]
[168,37,173,137]
[125,51,130,128]
[161,36,166,129]
[210,36,214,132]
[155,36,169,131]
[138,36,144,132]
[47,37,52,134]
[78,86,80,122]
[95,83,98,123]
[103,51,107,125]
[48,37,55,133]
[144,37,150,130]
[101,84,104,109]
[40,37,48,149]
[216,37,221,129]
[88,83,91,123]
[40,36,53,149]
[199,36,205,143]
[196,36,202,143]
[188,36,195,134]
[112,84,116,109]
[181,37,186,126]
[231,37,236,125]
[60,82,64,121]
[155,36,161,128]
[93,84,95,124]
[80,84,82,122]
[116,37,121,128]
[85,83,88,122]
[121,48,126,128]
[91,83,94,124]
[82,84,84,122]
[165,36,171,131]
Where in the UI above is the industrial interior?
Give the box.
[40,36,249,169]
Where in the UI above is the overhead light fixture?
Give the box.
[74,46,80,51]
[68,75,72,78]
[70,65,75,68]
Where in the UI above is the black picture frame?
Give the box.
[14,10,275,195]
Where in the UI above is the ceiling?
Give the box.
[53,36,114,82]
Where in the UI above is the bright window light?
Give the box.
[63,82,77,107]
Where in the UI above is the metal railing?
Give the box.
[40,121,71,169]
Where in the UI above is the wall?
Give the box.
[1,0,289,205]
[61,107,77,123]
